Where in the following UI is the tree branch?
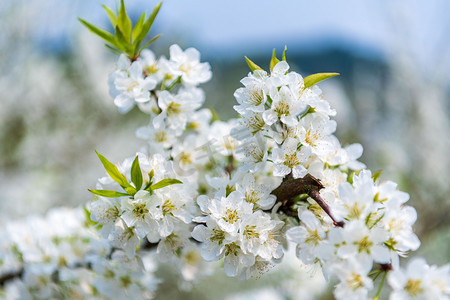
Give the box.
[271,173,344,227]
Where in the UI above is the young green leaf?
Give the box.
[150,178,183,190]
[83,205,99,227]
[117,0,132,42]
[95,150,130,188]
[78,18,115,45]
[208,108,221,122]
[124,186,137,196]
[131,155,143,190]
[137,34,162,54]
[282,45,287,61]
[303,72,340,89]
[134,1,162,47]
[372,170,383,182]
[105,44,122,55]
[88,189,130,198]
[132,12,147,42]
[114,25,132,54]
[102,4,117,27]
[245,56,263,72]
[165,75,182,92]
[270,48,280,72]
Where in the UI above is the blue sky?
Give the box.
[26,0,450,74]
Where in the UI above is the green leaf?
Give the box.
[209,108,221,122]
[105,44,122,55]
[134,1,162,47]
[131,156,143,190]
[244,56,263,72]
[132,12,146,42]
[117,0,132,42]
[165,76,182,92]
[270,48,280,72]
[115,25,132,53]
[102,4,117,27]
[137,34,162,54]
[282,45,287,61]
[372,170,383,182]
[95,150,130,188]
[303,72,340,89]
[124,186,137,195]
[88,189,130,198]
[150,178,183,190]
[83,205,99,227]
[78,18,115,45]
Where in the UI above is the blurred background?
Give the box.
[0,0,449,298]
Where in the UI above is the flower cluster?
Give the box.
[231,60,363,179]
[109,44,211,115]
[0,207,159,299]
[3,3,449,297]
[192,173,283,277]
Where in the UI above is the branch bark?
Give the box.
[271,173,344,227]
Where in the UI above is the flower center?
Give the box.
[167,102,182,115]
[127,80,140,92]
[223,209,239,224]
[355,236,373,254]
[284,153,300,168]
[243,225,260,239]
[154,131,167,143]
[347,273,364,291]
[210,228,225,245]
[179,151,192,165]
[162,200,176,216]
[145,63,159,75]
[224,242,240,256]
[275,100,290,116]
[133,203,148,218]
[405,279,423,296]
[305,229,321,245]
[184,250,201,266]
[245,87,264,106]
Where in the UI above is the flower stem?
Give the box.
[373,270,388,300]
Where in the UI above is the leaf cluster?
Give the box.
[79,0,162,60]
[88,151,182,198]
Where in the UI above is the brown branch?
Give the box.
[271,173,344,227]
[309,189,344,227]
[0,269,23,287]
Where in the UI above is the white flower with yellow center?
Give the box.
[208,191,253,234]
[332,258,374,300]
[139,49,164,83]
[388,258,449,300]
[332,171,378,221]
[296,113,337,158]
[337,220,390,271]
[239,211,282,259]
[168,44,212,87]
[89,198,121,238]
[153,88,204,135]
[234,69,269,114]
[272,137,311,178]
[109,220,140,259]
[192,218,235,262]
[112,60,157,113]
[120,190,158,239]
[235,173,276,210]
[286,210,326,264]
[149,189,193,238]
[263,85,307,127]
